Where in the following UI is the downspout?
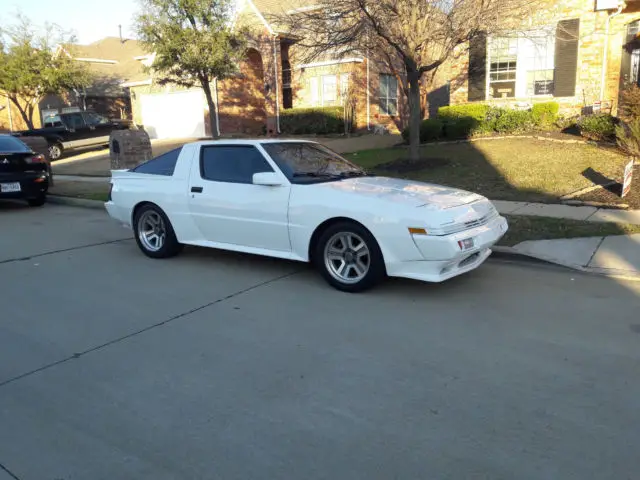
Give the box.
[213,77,221,137]
[600,4,624,102]
[272,34,281,134]
[366,55,371,130]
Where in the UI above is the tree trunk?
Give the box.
[10,97,35,130]
[201,79,219,139]
[407,70,422,163]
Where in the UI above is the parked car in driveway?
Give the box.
[0,134,51,207]
[14,111,132,160]
[105,139,508,292]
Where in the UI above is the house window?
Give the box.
[309,75,340,106]
[379,74,398,115]
[489,29,556,99]
[322,75,338,104]
[523,32,555,96]
[310,77,320,105]
[489,37,518,98]
[339,73,350,103]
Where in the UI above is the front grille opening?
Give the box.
[458,252,480,268]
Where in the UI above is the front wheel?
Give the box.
[315,221,386,293]
[133,205,183,258]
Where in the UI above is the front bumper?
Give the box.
[385,215,508,283]
[0,172,49,200]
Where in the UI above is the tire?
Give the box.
[133,204,183,259]
[48,142,63,161]
[314,221,386,293]
[27,195,47,207]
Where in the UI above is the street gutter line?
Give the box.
[0,270,303,390]
[0,462,21,480]
[0,238,131,265]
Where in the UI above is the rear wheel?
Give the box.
[48,142,63,161]
[315,221,386,293]
[27,195,46,207]
[133,204,183,258]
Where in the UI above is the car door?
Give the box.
[82,112,112,145]
[61,113,90,147]
[187,144,292,252]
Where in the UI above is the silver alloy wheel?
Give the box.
[49,144,62,160]
[323,232,371,284]
[138,210,166,252]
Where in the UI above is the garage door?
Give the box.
[140,90,206,139]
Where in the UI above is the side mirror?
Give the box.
[253,171,283,186]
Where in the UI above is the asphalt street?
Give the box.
[1,202,640,480]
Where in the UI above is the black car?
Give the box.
[15,111,132,160]
[0,135,51,207]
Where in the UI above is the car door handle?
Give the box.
[191,186,203,193]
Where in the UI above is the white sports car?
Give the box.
[105,139,508,292]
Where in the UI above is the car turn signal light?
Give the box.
[408,227,427,235]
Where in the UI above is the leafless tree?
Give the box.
[270,0,542,161]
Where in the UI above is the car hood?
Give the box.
[316,176,483,209]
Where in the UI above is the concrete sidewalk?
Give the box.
[507,234,640,279]
[493,200,640,225]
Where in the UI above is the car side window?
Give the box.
[200,145,274,184]
[84,113,108,126]
[130,147,182,176]
[65,113,86,129]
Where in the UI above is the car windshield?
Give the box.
[261,142,367,183]
[0,136,30,153]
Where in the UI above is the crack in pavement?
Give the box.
[0,238,132,265]
[0,270,303,389]
[0,462,20,480]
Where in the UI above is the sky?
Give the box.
[3,0,140,45]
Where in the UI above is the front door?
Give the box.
[62,112,90,147]
[82,112,113,145]
[187,144,291,252]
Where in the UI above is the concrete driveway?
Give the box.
[1,203,640,479]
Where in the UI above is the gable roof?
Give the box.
[65,37,150,96]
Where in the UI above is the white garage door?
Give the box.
[140,90,206,140]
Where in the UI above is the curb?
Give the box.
[491,246,640,281]
[47,195,106,210]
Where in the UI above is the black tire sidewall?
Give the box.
[27,195,46,207]
[315,221,386,293]
[133,205,182,258]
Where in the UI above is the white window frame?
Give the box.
[487,28,556,100]
[379,74,398,116]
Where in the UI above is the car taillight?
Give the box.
[26,154,46,164]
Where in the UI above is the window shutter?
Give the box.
[468,32,487,101]
[554,19,580,97]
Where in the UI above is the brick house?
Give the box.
[127,0,640,140]
[39,37,148,125]
[445,0,640,116]
[127,0,413,138]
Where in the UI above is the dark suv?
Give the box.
[16,111,132,160]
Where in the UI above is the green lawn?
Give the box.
[498,215,640,246]
[346,138,628,203]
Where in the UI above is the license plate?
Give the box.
[0,182,21,193]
